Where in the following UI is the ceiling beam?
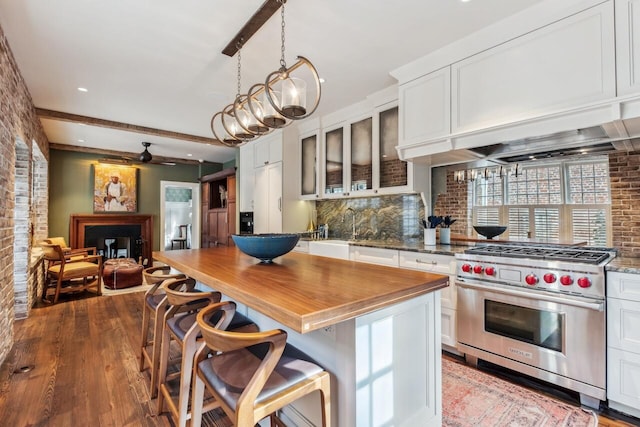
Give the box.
[49,143,207,165]
[222,0,285,57]
[35,108,222,146]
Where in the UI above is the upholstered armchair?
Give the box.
[41,243,103,304]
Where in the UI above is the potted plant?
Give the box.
[440,216,457,244]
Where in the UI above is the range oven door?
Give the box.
[456,278,606,396]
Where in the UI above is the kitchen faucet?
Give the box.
[343,207,358,240]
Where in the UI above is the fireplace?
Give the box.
[70,214,153,264]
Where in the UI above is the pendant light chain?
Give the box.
[279,0,286,69]
[236,38,244,99]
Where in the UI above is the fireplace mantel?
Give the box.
[69,214,153,263]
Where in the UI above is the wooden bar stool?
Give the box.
[191,302,331,427]
[139,265,186,398]
[156,280,257,427]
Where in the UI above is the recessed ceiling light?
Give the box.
[77,139,85,143]
[187,153,193,157]
[77,87,88,92]
[319,77,326,83]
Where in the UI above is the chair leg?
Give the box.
[176,334,198,427]
[156,327,172,415]
[139,304,151,372]
[149,303,167,399]
[190,368,205,427]
[53,277,64,304]
[319,373,331,427]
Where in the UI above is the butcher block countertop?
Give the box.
[153,246,449,334]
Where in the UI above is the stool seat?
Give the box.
[199,342,325,409]
[167,311,255,342]
[103,258,143,289]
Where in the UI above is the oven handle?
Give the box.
[457,281,605,312]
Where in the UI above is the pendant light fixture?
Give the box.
[210,0,322,145]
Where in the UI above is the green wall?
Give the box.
[48,149,223,251]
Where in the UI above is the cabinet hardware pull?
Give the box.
[416,259,437,265]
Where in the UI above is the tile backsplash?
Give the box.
[316,194,425,242]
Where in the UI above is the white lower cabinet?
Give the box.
[398,251,457,349]
[254,162,283,234]
[607,271,640,418]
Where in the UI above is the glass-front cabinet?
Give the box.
[324,126,344,196]
[350,117,373,193]
[378,105,408,190]
[298,98,425,199]
[300,133,318,198]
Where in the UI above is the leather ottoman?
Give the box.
[103,258,143,289]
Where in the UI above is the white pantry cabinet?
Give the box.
[238,143,254,213]
[252,128,310,234]
[616,0,640,95]
[607,271,640,419]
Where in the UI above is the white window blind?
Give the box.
[571,208,607,246]
[508,208,530,240]
[534,208,560,243]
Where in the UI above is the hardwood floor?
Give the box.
[1,291,638,426]
[0,292,168,426]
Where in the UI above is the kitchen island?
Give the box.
[153,246,449,427]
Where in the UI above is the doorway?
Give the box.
[160,181,200,251]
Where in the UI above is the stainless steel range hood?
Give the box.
[424,116,640,167]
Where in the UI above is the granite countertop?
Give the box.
[605,256,640,274]
[347,239,469,256]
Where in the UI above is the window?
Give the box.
[472,156,610,246]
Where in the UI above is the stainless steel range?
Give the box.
[455,244,615,408]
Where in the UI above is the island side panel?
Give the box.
[246,291,442,427]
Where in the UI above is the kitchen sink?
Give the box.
[308,239,351,260]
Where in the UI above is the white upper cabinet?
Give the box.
[398,67,450,146]
[451,2,615,133]
[254,132,283,167]
[616,0,640,95]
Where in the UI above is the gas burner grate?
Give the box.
[464,245,611,264]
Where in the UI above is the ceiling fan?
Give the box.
[100,142,178,166]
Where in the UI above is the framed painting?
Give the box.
[93,164,138,212]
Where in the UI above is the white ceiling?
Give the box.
[0,0,543,165]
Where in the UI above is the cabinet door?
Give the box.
[616,0,640,95]
[300,133,319,198]
[207,210,219,246]
[227,200,236,244]
[377,105,408,189]
[441,306,457,348]
[451,2,615,132]
[217,211,228,246]
[607,347,640,415]
[254,133,283,167]
[253,163,283,233]
[350,117,373,194]
[324,127,344,195]
[267,163,283,233]
[398,67,450,146]
[608,298,640,354]
[239,144,254,212]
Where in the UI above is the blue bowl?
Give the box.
[232,233,300,263]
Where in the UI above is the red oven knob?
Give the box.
[461,264,472,273]
[473,265,484,274]
[577,277,592,288]
[485,266,495,276]
[525,274,538,285]
[560,275,573,286]
[543,273,556,283]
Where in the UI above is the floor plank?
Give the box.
[1,291,638,426]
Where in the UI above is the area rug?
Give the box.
[442,358,597,427]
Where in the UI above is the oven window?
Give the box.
[485,300,563,352]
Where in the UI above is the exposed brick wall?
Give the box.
[433,170,471,236]
[609,150,640,258]
[380,158,407,188]
[0,23,50,363]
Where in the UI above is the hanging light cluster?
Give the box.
[453,164,520,183]
[211,0,322,147]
